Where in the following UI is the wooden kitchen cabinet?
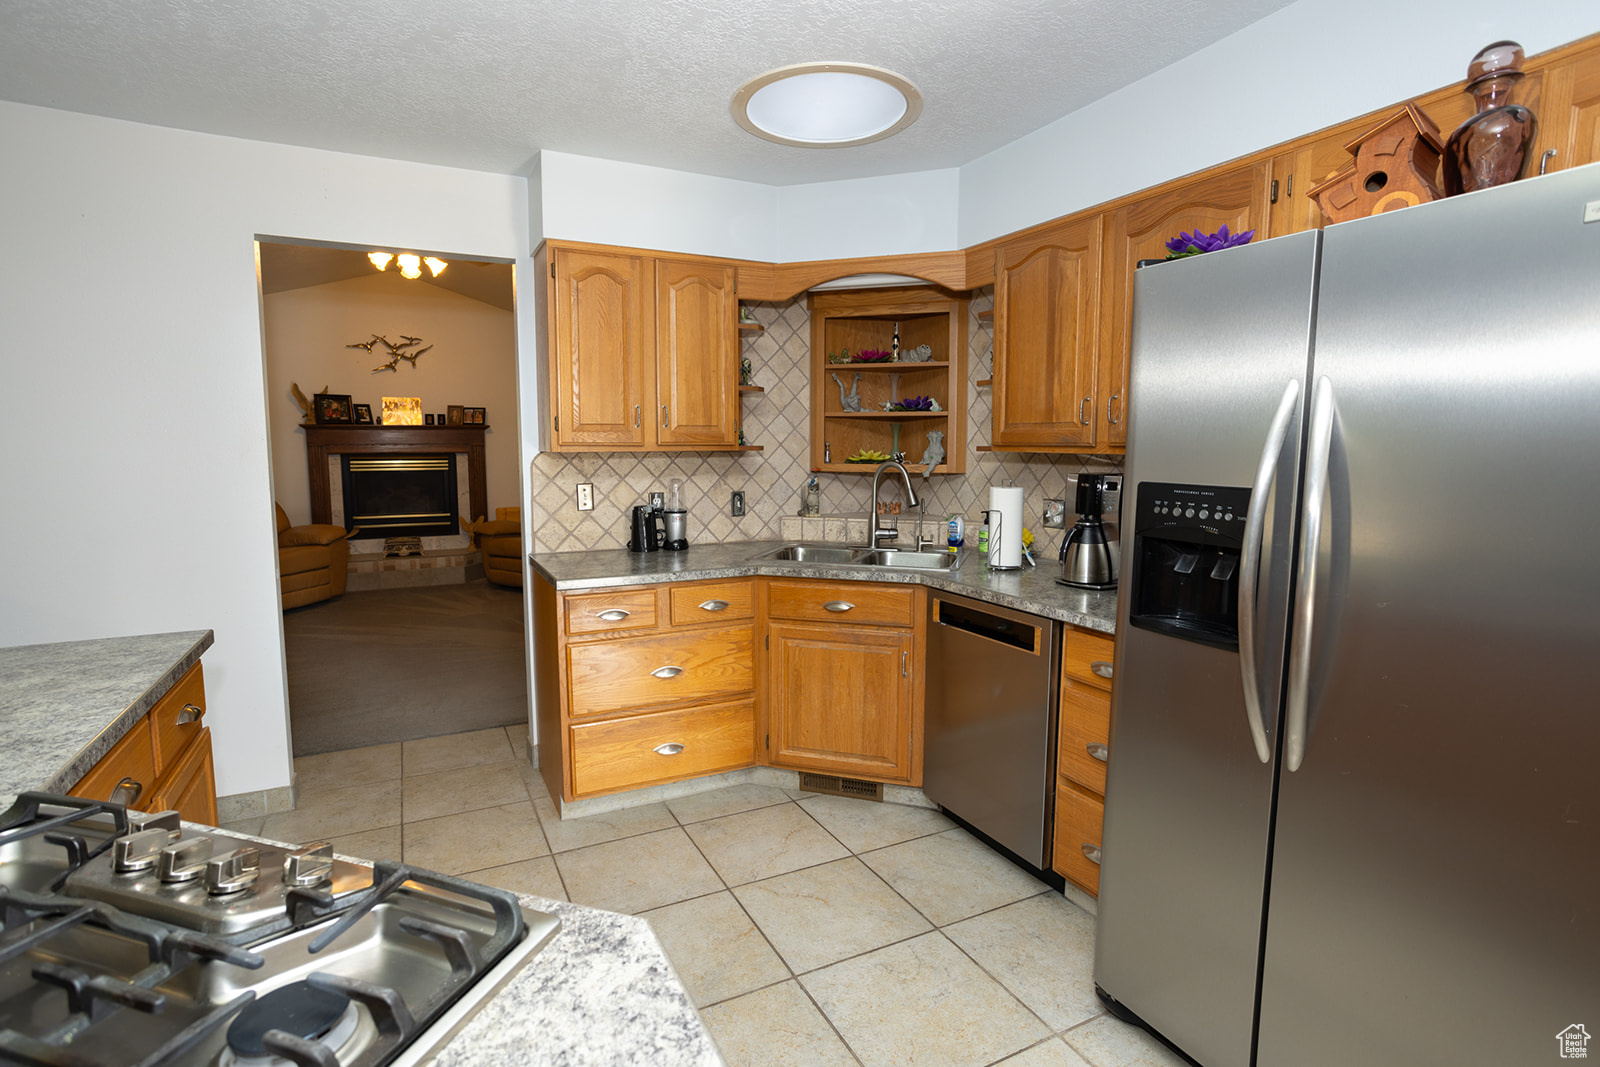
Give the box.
[545,244,743,452]
[69,661,218,825]
[536,577,758,800]
[764,579,924,784]
[1053,626,1114,896]
[989,215,1104,451]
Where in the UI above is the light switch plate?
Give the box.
[576,483,594,511]
[1584,199,1600,224]
[730,491,746,517]
[1042,499,1067,528]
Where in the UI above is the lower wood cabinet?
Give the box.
[70,661,218,825]
[1053,626,1114,896]
[571,698,755,796]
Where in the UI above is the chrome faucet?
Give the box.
[870,455,920,547]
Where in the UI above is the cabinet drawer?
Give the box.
[1053,777,1105,896]
[571,699,756,796]
[1058,678,1111,795]
[69,718,156,807]
[767,579,915,627]
[1062,628,1115,691]
[566,626,753,719]
[149,662,206,773]
[564,588,659,636]
[146,727,218,825]
[669,580,754,626]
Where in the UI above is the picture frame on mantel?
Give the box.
[313,393,353,425]
[447,405,465,427]
[465,406,486,425]
[353,403,373,425]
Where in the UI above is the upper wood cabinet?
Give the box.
[546,245,741,452]
[1098,160,1274,450]
[990,216,1104,451]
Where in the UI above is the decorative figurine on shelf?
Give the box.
[1443,40,1536,196]
[832,372,863,412]
[891,322,901,360]
[904,343,933,363]
[740,357,753,385]
[1306,102,1446,222]
[919,431,945,476]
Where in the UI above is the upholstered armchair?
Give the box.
[276,503,350,610]
[466,507,523,588]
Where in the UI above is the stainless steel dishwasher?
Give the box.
[924,592,1061,869]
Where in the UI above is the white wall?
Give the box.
[774,169,959,261]
[0,100,531,798]
[263,273,519,527]
[958,0,1598,245]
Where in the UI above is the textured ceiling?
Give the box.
[0,0,1299,185]
[259,242,515,310]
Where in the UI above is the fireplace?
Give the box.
[302,425,488,534]
[341,453,459,539]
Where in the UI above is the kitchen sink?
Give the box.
[749,544,958,571]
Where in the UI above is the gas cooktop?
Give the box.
[0,793,561,1067]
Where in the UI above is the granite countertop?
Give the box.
[0,629,214,806]
[529,539,1120,633]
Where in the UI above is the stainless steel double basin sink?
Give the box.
[749,543,958,571]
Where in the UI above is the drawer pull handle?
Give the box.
[1090,661,1114,679]
[1086,743,1109,762]
[823,600,854,613]
[177,703,205,725]
[597,609,631,622]
[699,599,729,611]
[1081,843,1102,865]
[651,665,684,679]
[109,777,144,807]
[653,743,685,756]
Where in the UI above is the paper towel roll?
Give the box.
[989,485,1025,569]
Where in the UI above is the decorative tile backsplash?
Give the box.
[529,289,1122,557]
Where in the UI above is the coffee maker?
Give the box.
[628,505,664,553]
[1057,473,1120,589]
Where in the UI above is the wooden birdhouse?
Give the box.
[1307,103,1446,224]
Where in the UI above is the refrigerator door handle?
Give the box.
[1239,378,1300,764]
[1285,374,1336,772]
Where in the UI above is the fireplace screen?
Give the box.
[341,454,459,539]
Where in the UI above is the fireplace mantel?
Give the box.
[303,424,489,528]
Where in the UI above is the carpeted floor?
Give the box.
[284,580,528,756]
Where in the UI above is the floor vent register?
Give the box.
[798,773,883,802]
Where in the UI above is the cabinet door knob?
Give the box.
[662,404,669,428]
[635,404,642,428]
[1107,394,1121,426]
[650,665,684,679]
[1079,397,1092,425]
[698,599,729,612]
[177,703,205,725]
[108,777,144,807]
[1090,661,1114,679]
[1086,743,1110,762]
[653,743,685,756]
[1081,843,1102,865]
[597,609,631,622]
[823,600,854,613]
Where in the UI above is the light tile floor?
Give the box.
[226,727,1187,1067]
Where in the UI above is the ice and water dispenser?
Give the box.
[1126,481,1251,652]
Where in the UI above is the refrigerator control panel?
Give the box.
[1133,481,1251,548]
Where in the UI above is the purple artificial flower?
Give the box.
[1164,224,1256,258]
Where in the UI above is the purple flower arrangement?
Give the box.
[889,396,934,411]
[852,349,894,363]
[1164,224,1256,259]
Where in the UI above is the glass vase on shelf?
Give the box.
[1443,40,1536,196]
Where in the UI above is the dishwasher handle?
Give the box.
[934,599,1039,654]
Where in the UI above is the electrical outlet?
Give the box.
[730,490,746,517]
[1043,499,1067,528]
[576,483,594,511]
[648,491,665,511]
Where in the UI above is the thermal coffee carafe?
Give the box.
[628,505,664,553]
[1058,473,1120,589]
[663,479,689,551]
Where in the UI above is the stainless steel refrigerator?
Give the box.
[1095,162,1600,1067]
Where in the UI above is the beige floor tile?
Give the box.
[996,1038,1096,1066]
[402,801,548,875]
[1063,1015,1192,1067]
[554,827,724,914]
[800,932,1050,1067]
[642,892,790,1008]
[733,857,931,974]
[465,856,568,903]
[261,780,402,844]
[326,825,402,863]
[861,828,1047,926]
[294,743,401,797]
[797,794,955,853]
[401,761,531,823]
[700,981,856,1067]
[402,728,514,777]
[945,894,1100,1030]
[684,803,849,886]
[220,817,265,836]
[665,783,795,825]
[537,801,679,854]
[504,724,531,760]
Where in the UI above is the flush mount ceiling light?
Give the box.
[369,251,447,280]
[732,62,922,148]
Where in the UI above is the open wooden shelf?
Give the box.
[824,360,952,372]
[975,378,993,388]
[739,384,765,393]
[738,322,764,332]
[976,309,994,322]
[825,411,947,419]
